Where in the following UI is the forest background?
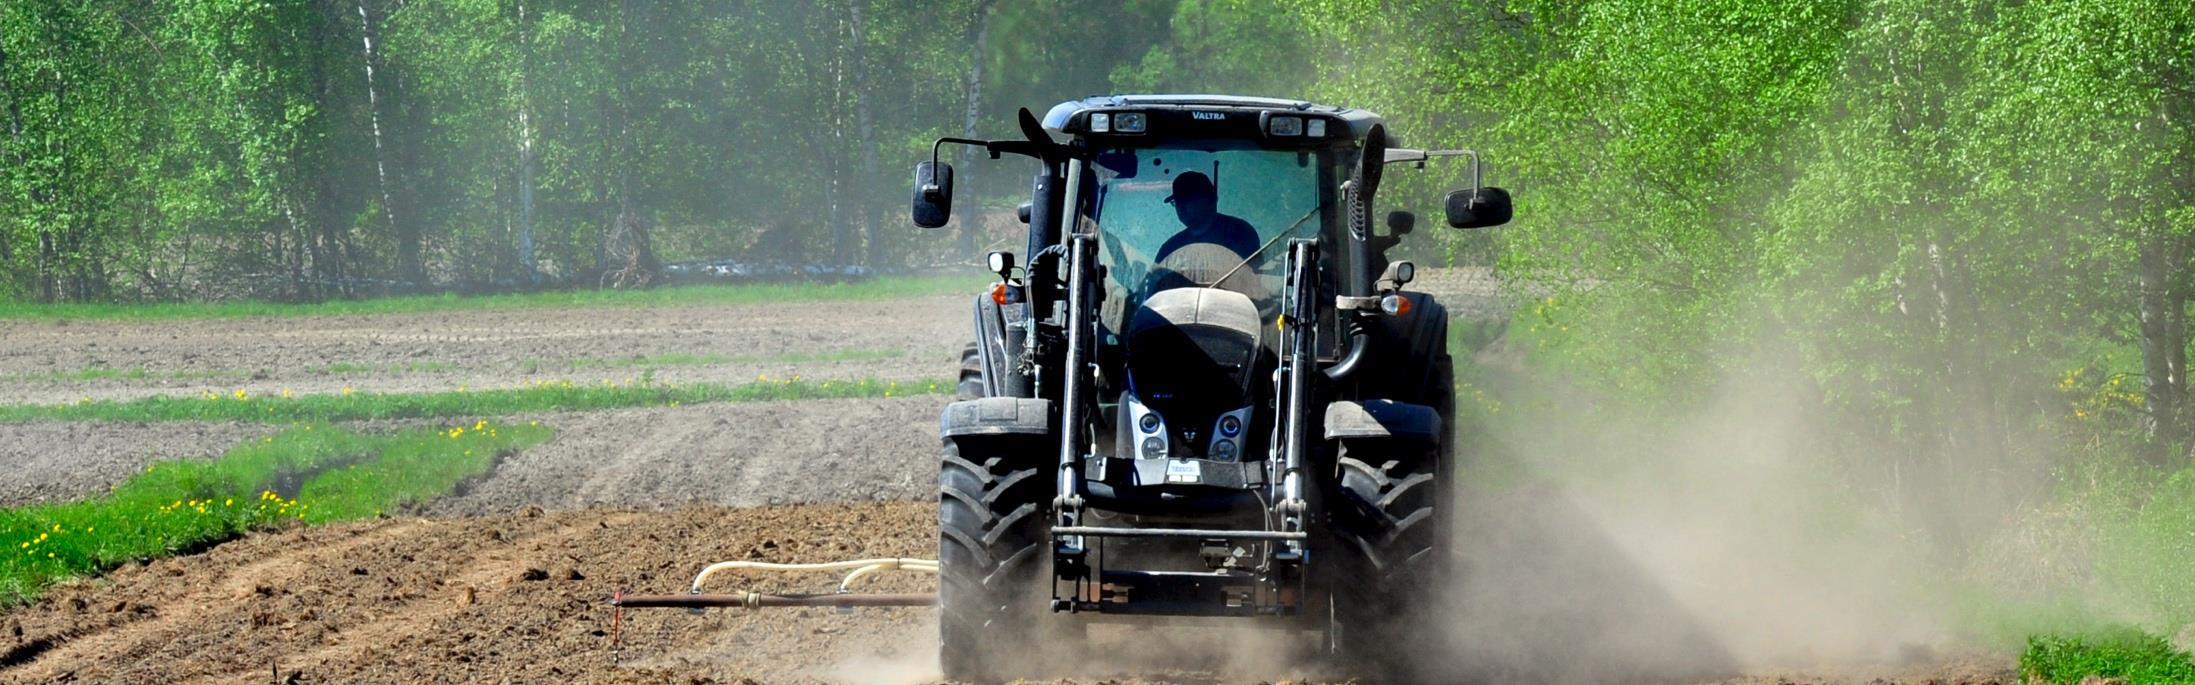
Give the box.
[5,0,2194,669]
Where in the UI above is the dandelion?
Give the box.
[341,386,355,397]
[281,387,294,399]
[234,388,248,400]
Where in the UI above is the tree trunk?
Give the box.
[956,0,996,255]
[846,0,880,268]
[2137,221,2188,465]
[355,0,416,288]
[515,0,537,285]
[826,8,848,267]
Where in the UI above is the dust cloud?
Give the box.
[1418,340,1973,684]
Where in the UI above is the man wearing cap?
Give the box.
[1154,171,1261,263]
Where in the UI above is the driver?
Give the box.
[1153,171,1260,263]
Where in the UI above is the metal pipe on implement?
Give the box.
[610,592,938,609]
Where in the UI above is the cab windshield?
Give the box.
[1085,142,1332,325]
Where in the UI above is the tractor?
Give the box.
[917,95,1512,682]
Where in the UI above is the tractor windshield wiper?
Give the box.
[1212,205,1322,287]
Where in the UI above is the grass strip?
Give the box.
[0,421,549,605]
[556,347,908,371]
[0,273,982,321]
[0,377,952,424]
[298,420,543,522]
[2021,630,2195,684]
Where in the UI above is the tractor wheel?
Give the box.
[956,342,985,401]
[1325,356,1454,682]
[937,437,1051,683]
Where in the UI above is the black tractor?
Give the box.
[915,95,1511,683]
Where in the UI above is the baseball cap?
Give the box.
[1164,171,1215,204]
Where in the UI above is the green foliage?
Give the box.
[2022,630,2195,685]
[2097,468,2195,628]
[0,421,548,604]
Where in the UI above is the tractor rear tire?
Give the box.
[937,437,1051,684]
[1325,356,1454,682]
[956,343,985,401]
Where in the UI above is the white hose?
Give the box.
[688,557,938,596]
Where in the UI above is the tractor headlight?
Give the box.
[1126,392,1167,458]
[1114,112,1147,133]
[1208,407,1251,461]
[1268,116,1303,137]
[1211,439,1238,462]
[1305,118,1328,138]
[1090,112,1111,133]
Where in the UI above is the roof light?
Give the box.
[1268,116,1303,137]
[1305,118,1327,137]
[1089,112,1111,133]
[1114,112,1147,133]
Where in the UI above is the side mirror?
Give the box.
[1385,210,1416,236]
[1016,202,1032,225]
[1444,186,1512,229]
[912,161,955,228]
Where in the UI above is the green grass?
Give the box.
[559,347,908,370]
[2022,631,2195,684]
[0,377,952,424]
[0,421,550,604]
[303,360,456,376]
[7,367,248,383]
[0,273,983,321]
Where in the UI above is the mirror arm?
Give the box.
[1387,148,1487,193]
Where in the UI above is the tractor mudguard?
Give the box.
[1322,399,1441,442]
[970,290,1031,399]
[939,397,1052,440]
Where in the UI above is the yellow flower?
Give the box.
[341,386,355,397]
[234,388,248,400]
[281,388,294,398]
[224,498,233,507]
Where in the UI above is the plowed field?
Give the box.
[0,272,2016,684]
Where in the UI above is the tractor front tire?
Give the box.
[1325,357,1454,682]
[937,437,1050,684]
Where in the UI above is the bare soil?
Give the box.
[424,398,951,517]
[0,294,966,405]
[0,421,278,506]
[0,503,939,685]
